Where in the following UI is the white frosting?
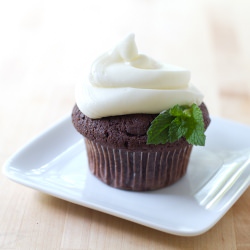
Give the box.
[76,34,203,119]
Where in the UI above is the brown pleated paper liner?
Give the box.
[84,138,193,191]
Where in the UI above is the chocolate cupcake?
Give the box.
[72,103,210,191]
[72,34,211,191]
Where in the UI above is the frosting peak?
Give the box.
[90,34,190,90]
[76,34,203,119]
[117,33,138,61]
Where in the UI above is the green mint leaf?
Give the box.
[187,130,206,146]
[169,105,184,117]
[183,108,192,117]
[146,110,173,144]
[184,104,206,146]
[147,103,206,146]
[168,117,186,143]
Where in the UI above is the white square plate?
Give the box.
[3,116,250,236]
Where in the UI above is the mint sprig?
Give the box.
[147,104,206,146]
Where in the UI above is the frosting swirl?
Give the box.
[76,34,203,119]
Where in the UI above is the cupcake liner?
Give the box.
[84,138,193,191]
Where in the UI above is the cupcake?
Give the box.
[72,34,210,191]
